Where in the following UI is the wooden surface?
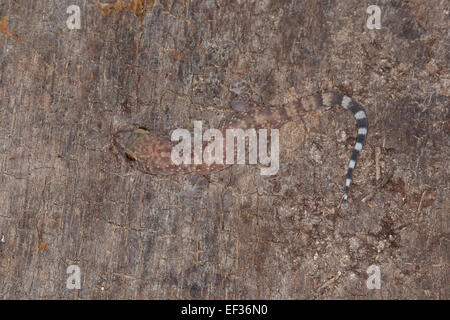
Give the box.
[0,0,448,299]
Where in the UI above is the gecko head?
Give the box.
[114,128,151,161]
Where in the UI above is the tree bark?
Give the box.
[0,0,448,299]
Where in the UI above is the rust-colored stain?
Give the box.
[170,50,183,57]
[99,0,155,19]
[39,242,48,252]
[0,17,21,40]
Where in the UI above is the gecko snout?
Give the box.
[114,129,139,160]
[114,128,153,161]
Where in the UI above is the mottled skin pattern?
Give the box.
[115,92,368,201]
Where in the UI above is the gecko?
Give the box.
[114,92,368,201]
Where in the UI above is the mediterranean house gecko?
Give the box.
[114,92,368,201]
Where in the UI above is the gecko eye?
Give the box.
[136,127,151,134]
[125,150,137,161]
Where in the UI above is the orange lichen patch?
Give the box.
[0,17,21,40]
[99,0,155,19]
[39,242,48,252]
[170,50,183,57]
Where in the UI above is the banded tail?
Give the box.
[292,92,368,201]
